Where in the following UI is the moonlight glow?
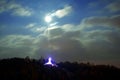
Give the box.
[45,15,52,23]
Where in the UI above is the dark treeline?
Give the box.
[0,57,120,80]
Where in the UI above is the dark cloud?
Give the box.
[107,31,120,48]
[0,35,36,58]
[105,1,120,12]
[48,27,64,38]
[38,28,86,61]
[81,15,120,28]
[82,30,120,60]
[0,46,32,58]
[63,30,81,39]
[49,34,86,61]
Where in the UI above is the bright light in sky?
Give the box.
[45,15,52,23]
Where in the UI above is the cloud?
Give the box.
[49,22,58,26]
[0,0,6,13]
[0,35,36,58]
[50,5,72,18]
[26,23,36,28]
[25,23,46,33]
[106,1,120,12]
[78,15,120,62]
[77,14,120,62]
[45,26,120,62]
[0,12,120,66]
[25,14,120,61]
[49,37,85,61]
[80,15,120,29]
[12,6,32,16]
[46,27,64,39]
[55,6,72,18]
[42,26,85,61]
[0,27,85,61]
[0,0,33,16]
[0,34,53,59]
[82,30,120,60]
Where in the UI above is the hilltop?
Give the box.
[0,57,120,80]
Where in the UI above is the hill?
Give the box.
[0,57,120,80]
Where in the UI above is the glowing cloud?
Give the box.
[54,6,72,18]
[44,6,72,24]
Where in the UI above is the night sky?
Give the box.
[0,0,120,67]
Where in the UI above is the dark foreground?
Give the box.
[0,57,120,80]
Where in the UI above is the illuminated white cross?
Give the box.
[44,57,57,67]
